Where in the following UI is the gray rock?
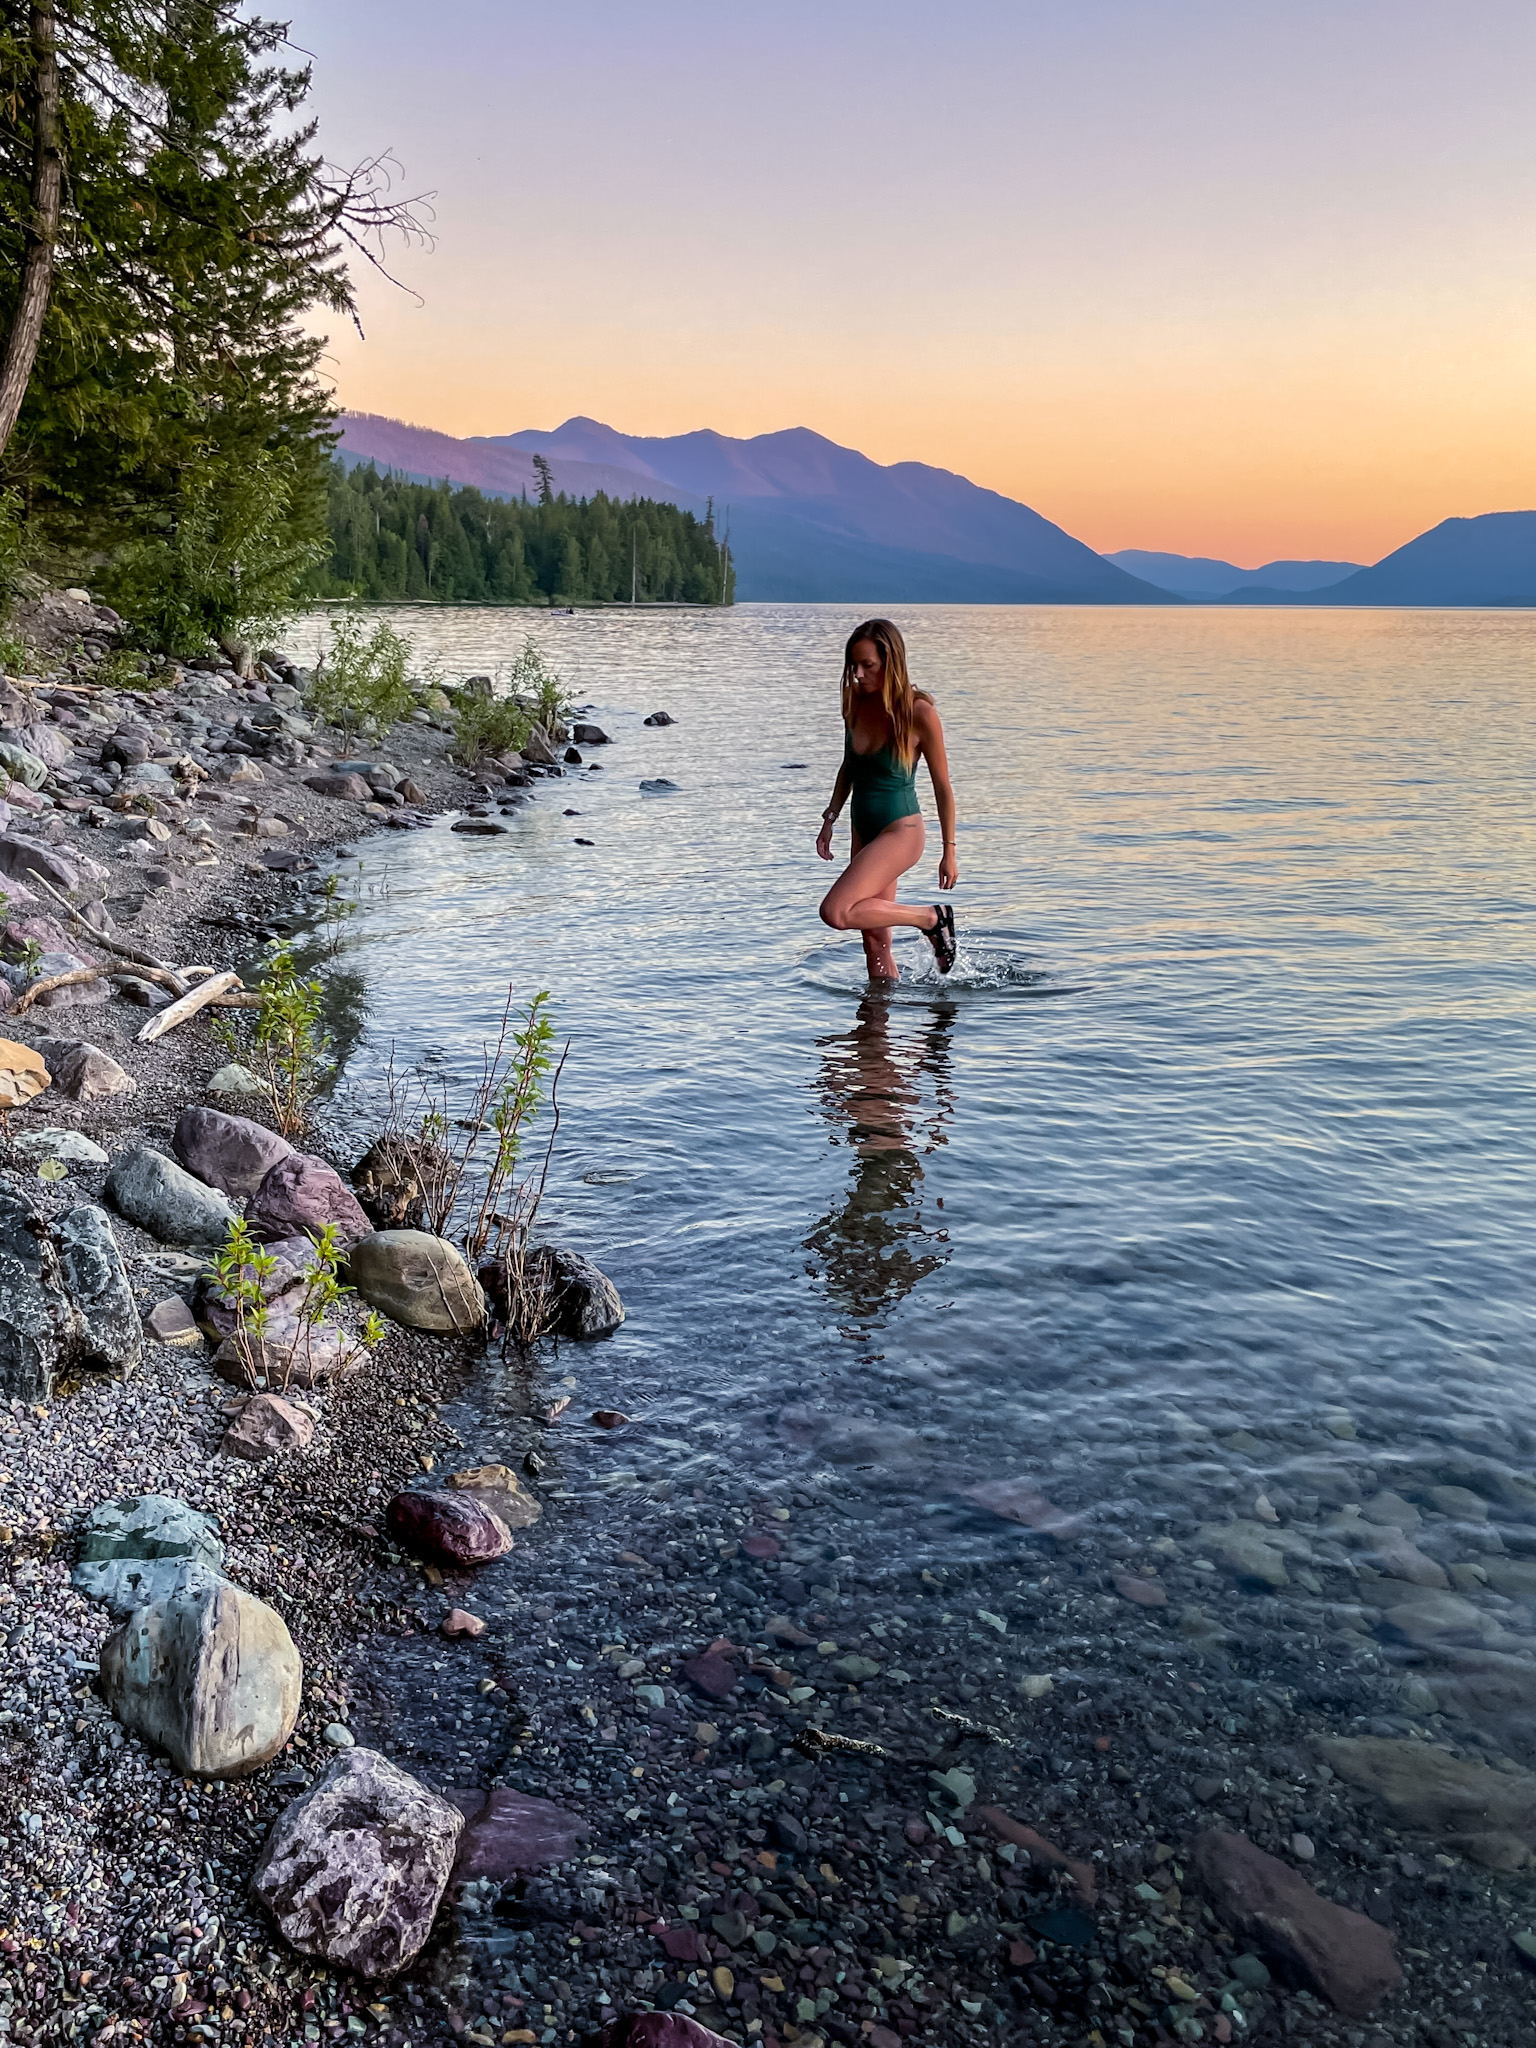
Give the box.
[348,1230,486,1333]
[104,1143,238,1245]
[451,817,511,835]
[251,1748,463,1976]
[0,1188,142,1399]
[520,725,559,767]
[77,1491,225,1569]
[31,1035,136,1101]
[8,1126,109,1168]
[172,1105,294,1200]
[207,1062,269,1098]
[75,1555,230,1620]
[1196,1519,1310,1590]
[571,722,610,745]
[99,1576,301,1778]
[0,741,48,789]
[0,833,108,895]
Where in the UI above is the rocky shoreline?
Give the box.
[2,599,1536,2048]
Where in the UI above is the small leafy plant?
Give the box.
[450,690,534,766]
[210,1217,277,1376]
[309,613,416,742]
[251,943,332,1137]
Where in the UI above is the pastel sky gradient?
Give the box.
[288,0,1536,566]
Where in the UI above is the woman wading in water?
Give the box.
[817,618,958,980]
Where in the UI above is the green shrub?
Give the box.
[450,691,534,766]
[308,613,416,743]
[507,638,567,730]
[251,943,332,1137]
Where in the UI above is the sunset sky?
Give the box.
[290,0,1535,567]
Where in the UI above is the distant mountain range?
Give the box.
[335,412,1536,609]
[336,412,1173,604]
[1106,550,1363,597]
[1114,519,1536,605]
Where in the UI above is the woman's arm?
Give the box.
[916,701,958,890]
[816,761,852,862]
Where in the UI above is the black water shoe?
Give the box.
[926,902,957,974]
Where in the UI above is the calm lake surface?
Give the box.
[290,603,1536,1738]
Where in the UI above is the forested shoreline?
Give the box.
[314,460,735,606]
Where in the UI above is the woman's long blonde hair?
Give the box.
[841,617,927,767]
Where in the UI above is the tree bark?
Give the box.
[0,0,63,458]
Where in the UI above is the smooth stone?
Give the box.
[302,772,374,801]
[1378,1585,1498,1646]
[1191,1829,1400,2016]
[597,2015,735,2048]
[1196,1518,1311,1590]
[172,1105,294,1200]
[0,832,107,894]
[104,1143,237,1245]
[145,1295,201,1346]
[323,1721,355,1747]
[252,1749,463,1977]
[0,1036,51,1109]
[682,1650,738,1701]
[348,1229,486,1332]
[447,1785,589,1878]
[1361,1489,1421,1530]
[221,1392,315,1460]
[1318,1736,1536,1865]
[73,1555,230,1621]
[207,1062,269,1098]
[1428,1484,1490,1522]
[99,1576,301,1777]
[441,1609,485,1638]
[1482,1560,1536,1599]
[385,1491,513,1566]
[643,711,675,726]
[831,1654,882,1683]
[0,1189,141,1399]
[571,722,610,745]
[31,1035,136,1101]
[450,817,511,835]
[445,1462,542,1529]
[1114,1571,1169,1607]
[246,1151,371,1246]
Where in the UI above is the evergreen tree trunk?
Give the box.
[0,0,62,458]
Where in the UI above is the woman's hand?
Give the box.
[939,844,959,891]
[816,816,835,861]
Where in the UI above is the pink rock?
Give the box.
[1191,1829,1402,2016]
[652,1923,705,1962]
[247,1152,372,1246]
[446,1786,589,1877]
[441,1609,485,1638]
[173,1106,294,1200]
[385,1492,512,1567]
[682,1649,738,1701]
[598,2016,735,2048]
[742,1532,780,1559]
[977,1808,1098,1903]
[221,1393,314,1460]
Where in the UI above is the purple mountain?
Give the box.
[335,412,1175,604]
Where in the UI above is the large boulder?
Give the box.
[1317,1736,1536,1868]
[349,1230,486,1333]
[0,1189,142,1400]
[251,1749,463,1977]
[104,1144,237,1245]
[74,1493,226,1611]
[247,1152,371,1246]
[598,2017,735,2048]
[385,1491,512,1566]
[302,772,375,802]
[172,1106,294,1200]
[0,1037,50,1110]
[98,1576,301,1777]
[0,833,108,895]
[1190,1830,1401,2016]
[31,1035,136,1101]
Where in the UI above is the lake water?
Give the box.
[290,603,1536,1768]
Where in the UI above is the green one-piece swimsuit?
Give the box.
[844,725,920,843]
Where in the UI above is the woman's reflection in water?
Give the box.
[804,993,956,1319]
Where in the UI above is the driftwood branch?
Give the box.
[136,971,241,1043]
[28,872,191,995]
[10,966,99,1013]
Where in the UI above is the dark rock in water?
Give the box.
[481,1244,624,1339]
[385,1490,512,1566]
[351,1133,449,1231]
[252,1748,463,1978]
[572,722,610,745]
[259,847,317,873]
[0,1188,142,1399]
[247,1152,372,1246]
[563,745,583,764]
[451,817,511,835]
[639,778,679,793]
[446,1785,589,1877]
[173,1105,294,1201]
[1191,1828,1401,2016]
[643,711,675,726]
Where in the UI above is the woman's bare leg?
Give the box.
[820,821,935,979]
